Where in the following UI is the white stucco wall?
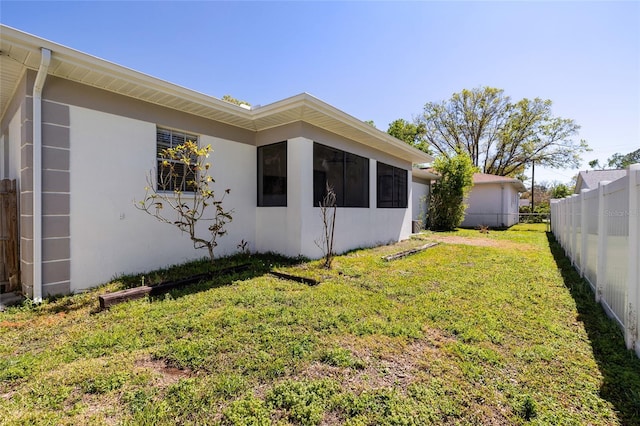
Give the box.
[257,136,412,259]
[462,183,520,228]
[411,180,429,225]
[69,106,256,291]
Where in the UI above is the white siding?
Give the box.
[463,183,520,228]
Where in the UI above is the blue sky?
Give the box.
[2,1,638,185]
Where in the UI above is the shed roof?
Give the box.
[472,173,527,192]
[574,169,627,193]
[0,25,433,164]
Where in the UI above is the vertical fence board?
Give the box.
[551,165,640,358]
[0,179,19,292]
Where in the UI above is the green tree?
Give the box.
[136,141,233,263]
[550,183,572,199]
[418,87,589,177]
[606,148,640,168]
[428,151,477,231]
[387,118,430,154]
[588,159,602,169]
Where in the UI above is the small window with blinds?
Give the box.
[156,127,199,192]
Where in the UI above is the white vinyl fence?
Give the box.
[551,164,640,358]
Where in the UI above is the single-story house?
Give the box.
[0,25,433,300]
[461,173,527,228]
[574,169,627,194]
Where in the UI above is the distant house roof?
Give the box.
[472,173,527,192]
[574,169,627,193]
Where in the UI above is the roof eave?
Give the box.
[1,25,434,164]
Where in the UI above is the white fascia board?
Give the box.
[253,93,434,164]
[1,25,434,164]
[0,25,253,120]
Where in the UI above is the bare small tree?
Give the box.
[315,183,337,269]
[135,140,233,263]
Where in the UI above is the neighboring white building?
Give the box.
[0,26,433,298]
[461,173,527,228]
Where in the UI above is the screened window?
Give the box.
[377,162,408,208]
[313,142,369,207]
[258,141,287,206]
[156,127,199,192]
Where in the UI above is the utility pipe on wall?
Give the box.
[32,47,51,303]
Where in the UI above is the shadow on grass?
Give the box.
[546,232,640,424]
[138,252,312,303]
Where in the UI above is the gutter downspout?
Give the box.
[32,47,51,303]
[500,184,505,228]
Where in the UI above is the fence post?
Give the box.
[596,181,610,303]
[626,165,640,352]
[570,194,579,266]
[580,189,589,278]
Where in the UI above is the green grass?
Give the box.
[1,224,639,425]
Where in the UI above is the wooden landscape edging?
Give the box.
[269,271,319,286]
[98,263,251,310]
[382,242,439,262]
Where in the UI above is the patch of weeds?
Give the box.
[289,336,317,359]
[122,388,157,415]
[320,347,365,370]
[265,379,340,425]
[221,395,271,425]
[152,338,214,371]
[0,353,35,381]
[27,380,74,410]
[211,374,247,398]
[336,388,431,423]
[81,372,129,394]
[514,394,538,421]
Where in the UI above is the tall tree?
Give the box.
[418,87,589,177]
[387,118,430,154]
[606,148,640,168]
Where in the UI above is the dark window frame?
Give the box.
[313,142,369,208]
[377,162,408,208]
[257,141,288,207]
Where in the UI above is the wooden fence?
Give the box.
[0,179,19,293]
[550,164,640,358]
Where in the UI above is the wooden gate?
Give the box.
[0,179,19,293]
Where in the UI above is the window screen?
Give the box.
[377,162,407,208]
[258,141,287,206]
[313,142,369,207]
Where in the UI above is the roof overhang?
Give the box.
[474,179,528,192]
[0,25,433,164]
[412,168,440,181]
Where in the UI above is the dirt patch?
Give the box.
[134,356,193,386]
[425,234,532,250]
[298,330,457,395]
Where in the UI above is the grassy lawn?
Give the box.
[1,224,640,425]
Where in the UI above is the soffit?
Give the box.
[0,25,433,164]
